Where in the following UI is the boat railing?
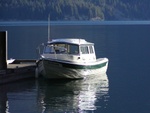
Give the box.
[36,43,45,58]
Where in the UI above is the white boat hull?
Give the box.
[37,58,108,79]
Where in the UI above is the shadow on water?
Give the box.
[37,73,109,113]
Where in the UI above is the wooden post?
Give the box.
[0,31,7,71]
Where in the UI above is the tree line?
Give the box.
[0,0,150,21]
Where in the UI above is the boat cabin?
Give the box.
[41,39,96,63]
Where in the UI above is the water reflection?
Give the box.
[0,79,36,113]
[0,74,109,113]
[37,73,109,112]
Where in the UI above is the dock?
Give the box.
[0,31,37,84]
[0,60,36,84]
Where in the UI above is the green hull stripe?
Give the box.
[44,59,107,69]
[63,62,107,69]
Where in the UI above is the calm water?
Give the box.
[0,21,150,113]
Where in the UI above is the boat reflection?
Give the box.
[37,73,109,112]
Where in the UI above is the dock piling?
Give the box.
[0,31,7,72]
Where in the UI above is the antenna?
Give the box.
[48,14,50,42]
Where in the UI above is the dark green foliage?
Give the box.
[0,0,150,21]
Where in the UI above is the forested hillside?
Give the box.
[0,0,150,21]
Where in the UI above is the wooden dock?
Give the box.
[0,31,37,84]
[0,60,36,84]
[0,31,36,84]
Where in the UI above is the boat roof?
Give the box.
[48,39,94,45]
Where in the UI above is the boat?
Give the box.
[36,38,109,79]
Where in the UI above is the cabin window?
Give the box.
[68,44,79,54]
[50,43,79,54]
[54,44,67,54]
[80,46,89,54]
[89,46,94,54]
[44,45,54,53]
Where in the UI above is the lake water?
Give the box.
[0,21,150,113]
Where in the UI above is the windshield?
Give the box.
[44,45,55,53]
[44,43,79,55]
